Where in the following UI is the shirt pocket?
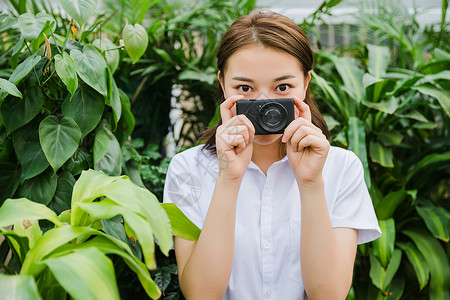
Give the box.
[288,217,303,284]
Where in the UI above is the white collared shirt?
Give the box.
[163,145,381,300]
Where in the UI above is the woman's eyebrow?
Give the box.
[274,75,296,81]
[231,77,254,82]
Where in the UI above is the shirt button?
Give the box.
[264,242,271,249]
[264,197,270,203]
[264,290,272,297]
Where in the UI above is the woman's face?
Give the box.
[219,44,311,146]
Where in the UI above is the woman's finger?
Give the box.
[282,117,321,143]
[292,95,311,122]
[290,126,324,151]
[220,95,245,123]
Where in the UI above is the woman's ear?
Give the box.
[218,70,225,91]
[303,71,311,100]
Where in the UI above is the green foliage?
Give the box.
[0,170,199,299]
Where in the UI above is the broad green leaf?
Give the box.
[363,96,398,114]
[390,74,424,96]
[39,116,81,174]
[311,70,346,120]
[70,45,108,96]
[17,12,55,41]
[106,68,121,128]
[397,242,430,290]
[0,163,21,204]
[347,117,371,188]
[9,36,25,69]
[48,172,75,215]
[61,84,104,139]
[54,52,78,100]
[416,205,449,242]
[16,167,57,205]
[404,229,450,300]
[378,132,403,146]
[13,219,41,248]
[0,274,42,300]
[0,230,30,263]
[369,249,402,292]
[372,218,395,268]
[0,198,61,228]
[93,38,119,74]
[0,78,22,98]
[1,85,43,134]
[93,127,122,176]
[375,190,407,220]
[179,70,215,85]
[12,120,49,182]
[43,247,120,300]
[118,89,135,136]
[123,24,148,63]
[369,142,394,167]
[59,0,98,27]
[367,44,390,78]
[405,152,450,189]
[413,84,450,117]
[8,53,41,85]
[62,148,91,176]
[161,203,200,241]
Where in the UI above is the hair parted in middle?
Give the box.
[201,10,329,155]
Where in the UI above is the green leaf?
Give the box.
[118,89,135,136]
[369,248,402,292]
[106,69,121,128]
[17,12,55,41]
[311,70,346,119]
[70,45,108,96]
[404,229,450,300]
[372,218,395,268]
[12,120,49,182]
[93,38,119,74]
[54,52,78,100]
[0,198,61,228]
[178,70,215,85]
[0,274,42,300]
[416,205,449,242]
[0,163,21,204]
[375,190,407,220]
[413,84,450,117]
[378,132,403,146]
[62,148,92,176]
[59,0,98,27]
[61,84,104,139]
[369,142,394,167]
[16,167,58,205]
[93,127,122,176]
[48,172,75,215]
[347,117,371,188]
[9,53,41,85]
[397,242,430,290]
[123,24,148,63]
[0,78,22,98]
[363,96,398,114]
[43,247,120,300]
[405,152,450,189]
[161,203,200,241]
[39,116,81,174]
[13,218,41,249]
[367,44,390,78]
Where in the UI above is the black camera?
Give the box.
[236,98,295,135]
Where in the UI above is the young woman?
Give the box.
[164,10,381,300]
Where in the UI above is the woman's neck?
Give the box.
[251,139,284,176]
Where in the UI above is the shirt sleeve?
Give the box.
[163,152,205,230]
[330,151,382,244]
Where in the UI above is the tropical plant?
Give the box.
[0,169,200,299]
[308,2,449,298]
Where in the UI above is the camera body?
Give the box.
[236,98,295,135]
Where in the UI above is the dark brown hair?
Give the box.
[201,10,329,154]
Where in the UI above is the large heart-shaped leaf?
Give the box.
[59,0,98,27]
[70,45,108,96]
[123,24,148,63]
[55,52,78,100]
[17,12,56,41]
[93,38,119,74]
[48,172,75,215]
[16,167,58,205]
[9,53,42,85]
[1,85,43,134]
[12,120,49,182]
[93,127,121,176]
[0,78,22,99]
[61,84,104,139]
[0,163,21,204]
[39,116,81,174]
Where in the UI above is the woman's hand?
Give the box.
[282,95,330,185]
[216,95,255,181]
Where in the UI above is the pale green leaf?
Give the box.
[0,274,42,300]
[367,44,391,77]
[161,203,200,241]
[54,52,78,100]
[370,142,394,167]
[59,0,98,27]
[17,12,55,41]
[93,127,122,176]
[416,205,449,242]
[0,198,61,228]
[348,117,371,188]
[0,78,22,98]
[369,248,402,292]
[123,24,148,63]
[9,53,41,85]
[413,84,450,117]
[93,38,119,74]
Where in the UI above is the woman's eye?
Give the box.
[276,84,290,92]
[238,85,253,92]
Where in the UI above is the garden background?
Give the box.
[0,0,448,299]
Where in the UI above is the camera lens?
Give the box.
[258,102,288,133]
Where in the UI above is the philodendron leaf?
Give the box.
[122,24,148,63]
[9,53,41,85]
[0,78,22,98]
[1,85,43,134]
[17,12,55,41]
[93,38,120,74]
[93,127,122,176]
[59,0,98,28]
[54,52,78,100]
[70,45,108,96]
[39,116,81,174]
[0,274,42,300]
[43,247,120,300]
[16,167,58,205]
[61,84,104,139]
